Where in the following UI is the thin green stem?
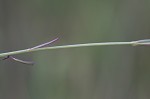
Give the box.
[0,39,149,58]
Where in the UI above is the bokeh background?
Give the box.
[0,0,150,99]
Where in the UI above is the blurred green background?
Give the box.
[0,0,150,99]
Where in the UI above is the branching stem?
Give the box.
[0,39,149,58]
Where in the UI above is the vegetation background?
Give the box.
[0,0,150,99]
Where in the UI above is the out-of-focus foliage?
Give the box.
[0,0,150,99]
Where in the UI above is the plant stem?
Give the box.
[0,39,149,58]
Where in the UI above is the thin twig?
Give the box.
[29,38,59,50]
[10,56,34,65]
[0,39,149,58]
